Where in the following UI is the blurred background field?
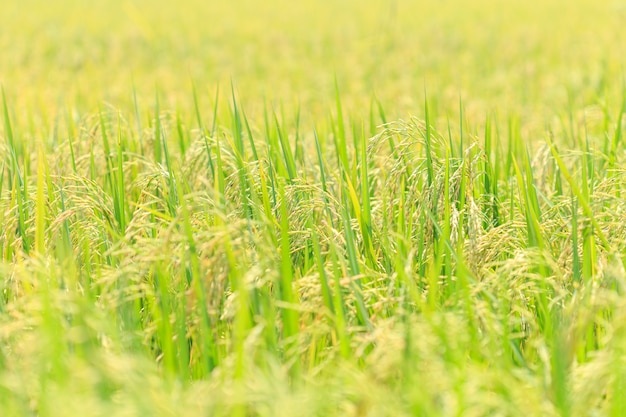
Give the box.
[2,0,626,126]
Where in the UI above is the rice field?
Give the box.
[2,0,626,415]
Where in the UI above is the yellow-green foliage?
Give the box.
[2,1,626,416]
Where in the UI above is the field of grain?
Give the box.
[2,1,626,416]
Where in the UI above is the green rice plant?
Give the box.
[3,1,626,415]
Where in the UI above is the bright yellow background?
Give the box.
[2,0,625,126]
